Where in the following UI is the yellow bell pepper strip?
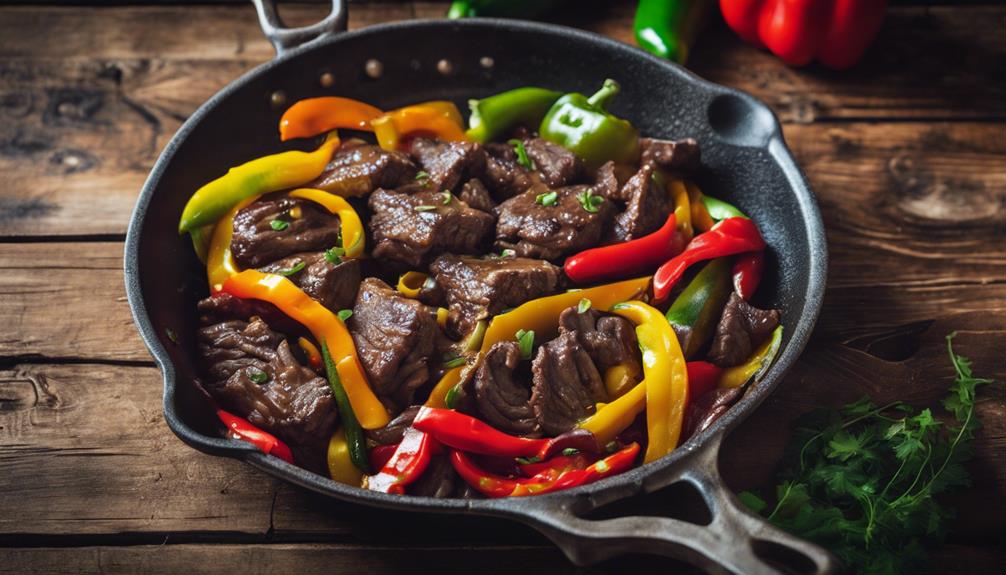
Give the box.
[190,224,214,264]
[327,427,364,486]
[604,363,640,399]
[664,258,731,358]
[436,307,449,330]
[279,96,383,141]
[371,101,467,151]
[298,336,323,371]
[719,325,783,389]
[206,194,261,293]
[426,277,651,408]
[579,379,646,447]
[396,271,429,299]
[286,188,364,257]
[178,131,341,234]
[687,183,715,232]
[668,178,693,241]
[221,270,390,429]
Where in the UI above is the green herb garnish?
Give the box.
[325,246,346,264]
[337,309,353,322]
[562,448,580,457]
[577,189,604,213]
[414,205,437,212]
[443,352,467,369]
[415,170,430,182]
[441,191,453,205]
[248,368,269,384]
[270,219,289,231]
[499,248,516,258]
[535,191,558,207]
[508,138,535,170]
[577,298,592,314]
[276,261,305,276]
[740,333,994,575]
[516,456,541,465]
[515,329,535,360]
[164,328,178,344]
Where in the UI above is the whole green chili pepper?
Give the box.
[539,79,639,168]
[466,87,562,143]
[321,342,370,474]
[664,257,731,358]
[447,0,567,19]
[634,0,713,64]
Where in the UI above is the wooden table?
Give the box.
[1,1,1003,573]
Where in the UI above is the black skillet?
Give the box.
[124,1,832,573]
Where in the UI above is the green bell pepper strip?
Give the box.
[539,79,640,169]
[178,132,340,234]
[321,341,371,474]
[701,194,748,221]
[664,257,731,358]
[189,223,214,264]
[447,0,566,19]
[634,0,713,64]
[466,87,562,144]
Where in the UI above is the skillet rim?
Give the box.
[124,17,827,513]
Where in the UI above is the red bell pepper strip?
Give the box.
[216,409,294,464]
[720,0,887,70]
[563,213,684,284]
[732,251,765,301]
[363,428,440,494]
[368,444,399,471]
[652,217,765,304]
[450,443,640,498]
[687,361,723,400]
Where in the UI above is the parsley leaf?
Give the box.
[536,191,558,207]
[324,246,345,264]
[270,219,289,231]
[577,298,592,314]
[577,189,604,213]
[337,309,353,322]
[248,368,269,384]
[508,138,535,171]
[515,329,535,360]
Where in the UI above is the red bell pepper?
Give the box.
[732,251,765,301]
[216,409,295,464]
[564,213,684,284]
[450,442,640,498]
[687,360,723,400]
[652,217,765,303]
[363,428,440,494]
[720,0,887,70]
[368,444,399,471]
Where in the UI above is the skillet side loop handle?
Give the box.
[520,433,842,575]
[251,0,347,56]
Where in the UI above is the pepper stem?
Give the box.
[587,79,621,110]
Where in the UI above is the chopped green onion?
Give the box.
[324,246,346,264]
[443,352,467,369]
[337,309,353,322]
[276,261,305,276]
[270,219,289,231]
[415,170,430,181]
[535,191,558,207]
[500,248,516,258]
[441,191,453,205]
[508,138,535,171]
[248,368,269,384]
[577,190,604,213]
[414,205,437,212]
[562,448,580,457]
[515,329,535,360]
[515,456,541,465]
[577,298,592,314]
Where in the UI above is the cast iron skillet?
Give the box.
[124,1,831,573]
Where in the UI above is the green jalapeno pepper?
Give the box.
[466,87,562,144]
[634,0,713,64]
[539,79,640,169]
[664,257,731,358]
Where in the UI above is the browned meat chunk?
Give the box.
[523,137,585,188]
[429,254,562,338]
[708,293,781,367]
[366,405,420,446]
[409,138,486,191]
[458,178,496,213]
[463,341,538,436]
[593,161,620,200]
[608,163,673,242]
[231,194,341,268]
[197,318,337,471]
[640,137,701,172]
[409,455,459,498]
[197,292,306,337]
[529,332,607,436]
[558,306,642,392]
[483,142,537,200]
[259,253,361,313]
[349,278,438,410]
[368,188,496,268]
[308,138,417,196]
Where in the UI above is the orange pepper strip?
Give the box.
[286,188,365,256]
[425,276,651,408]
[279,97,383,141]
[223,270,390,429]
[687,182,715,233]
[371,101,468,151]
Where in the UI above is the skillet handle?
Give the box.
[251,0,347,55]
[514,433,841,574]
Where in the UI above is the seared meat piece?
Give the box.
[593,161,621,200]
[530,332,607,436]
[409,455,459,498]
[458,178,496,213]
[429,254,562,338]
[349,278,438,410]
[708,293,781,367]
[409,138,487,192]
[198,292,306,337]
[608,163,673,242]
[640,137,701,172]
[197,318,337,471]
[369,188,495,268]
[259,253,361,313]
[465,341,538,436]
[684,387,743,440]
[495,184,616,261]
[308,138,417,196]
[231,195,341,268]
[366,405,420,445]
[558,306,642,392]
[523,137,584,188]
[483,142,536,200]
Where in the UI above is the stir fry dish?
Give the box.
[179,79,783,498]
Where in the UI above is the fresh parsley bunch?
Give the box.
[740,334,993,575]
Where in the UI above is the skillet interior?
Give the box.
[125,18,825,514]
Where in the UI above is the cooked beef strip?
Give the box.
[558,306,642,391]
[197,317,337,471]
[308,138,417,197]
[684,387,743,439]
[349,278,438,411]
[259,253,361,313]
[198,292,306,337]
[530,332,607,436]
[408,454,458,498]
[608,163,674,242]
[458,178,496,213]
[464,341,539,436]
[368,188,496,268]
[708,292,781,367]
[522,137,585,188]
[366,405,420,445]
[408,138,487,192]
[640,137,701,172]
[429,254,562,338]
[483,142,538,200]
[593,161,621,200]
[494,183,616,261]
[231,194,341,268]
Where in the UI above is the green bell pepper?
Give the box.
[701,194,748,222]
[466,87,562,144]
[634,0,713,64]
[665,257,731,358]
[539,79,639,169]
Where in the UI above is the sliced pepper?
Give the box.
[652,217,766,303]
[217,408,294,464]
[396,271,429,299]
[178,131,340,234]
[327,427,364,486]
[732,250,765,301]
[190,224,214,264]
[279,96,383,141]
[298,336,323,371]
[363,428,439,494]
[466,87,561,143]
[668,178,693,240]
[564,213,684,285]
[222,270,390,429]
[664,258,732,358]
[321,341,370,473]
[701,193,748,221]
[425,277,651,408]
[719,325,783,389]
[687,183,715,233]
[634,0,713,64]
[287,188,364,256]
[539,79,639,168]
[687,360,723,400]
[371,101,467,151]
[206,194,261,293]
